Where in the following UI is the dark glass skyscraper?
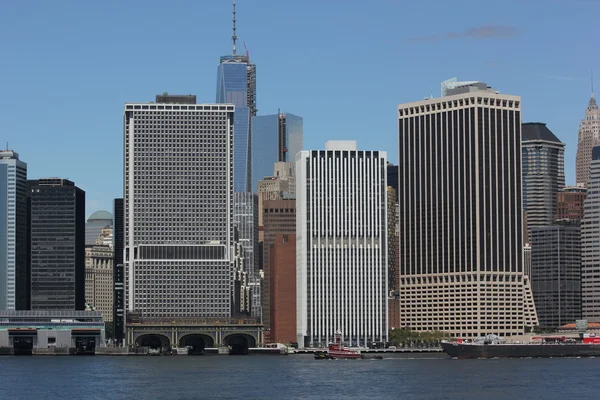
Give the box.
[531,222,581,328]
[28,178,85,310]
[522,122,565,240]
[251,112,303,192]
[216,2,257,192]
[113,198,124,342]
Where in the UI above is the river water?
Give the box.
[1,354,599,399]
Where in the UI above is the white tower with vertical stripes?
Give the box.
[296,141,388,348]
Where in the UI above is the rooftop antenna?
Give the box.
[5,142,8,151]
[592,69,595,98]
[232,0,237,56]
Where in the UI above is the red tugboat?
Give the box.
[314,331,362,360]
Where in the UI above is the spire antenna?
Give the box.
[232,0,237,56]
[592,69,595,98]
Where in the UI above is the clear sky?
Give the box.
[1,0,597,217]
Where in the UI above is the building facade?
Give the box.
[270,233,296,344]
[28,178,85,310]
[387,187,400,329]
[576,93,600,186]
[0,150,28,310]
[386,163,399,203]
[85,227,114,325]
[113,198,124,342]
[123,98,234,319]
[522,122,565,238]
[531,223,581,329]
[397,83,538,337]
[251,112,303,192]
[296,141,388,347]
[85,210,113,246]
[582,146,600,321]
[556,186,587,222]
[233,192,259,317]
[262,199,296,336]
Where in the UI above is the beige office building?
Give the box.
[85,228,114,324]
[397,80,538,338]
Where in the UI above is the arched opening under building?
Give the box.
[179,334,214,355]
[223,334,256,355]
[136,334,170,351]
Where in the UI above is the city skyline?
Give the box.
[2,0,598,216]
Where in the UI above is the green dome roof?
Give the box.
[87,210,113,222]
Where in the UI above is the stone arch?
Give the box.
[223,333,257,355]
[135,333,171,350]
[179,334,214,354]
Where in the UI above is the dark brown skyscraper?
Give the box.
[556,186,587,222]
[262,199,295,340]
[270,233,296,344]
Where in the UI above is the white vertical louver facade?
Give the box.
[296,141,388,348]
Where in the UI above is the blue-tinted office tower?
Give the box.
[251,112,303,192]
[216,1,257,192]
[0,150,28,310]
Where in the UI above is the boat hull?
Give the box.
[442,342,600,359]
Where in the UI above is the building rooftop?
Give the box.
[522,122,563,144]
[88,210,113,222]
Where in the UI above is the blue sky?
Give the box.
[1,0,597,217]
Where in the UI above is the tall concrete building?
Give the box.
[576,92,600,186]
[216,1,257,192]
[28,178,85,310]
[262,199,296,338]
[85,210,113,246]
[0,150,28,310]
[233,192,259,317]
[397,81,538,337]
[522,122,565,238]
[123,97,234,319]
[296,141,388,347]
[85,227,114,326]
[556,186,587,222]
[531,223,581,329]
[251,112,303,192]
[386,163,399,202]
[582,146,600,321]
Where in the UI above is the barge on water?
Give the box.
[442,334,600,359]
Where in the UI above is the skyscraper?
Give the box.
[0,150,28,310]
[233,192,259,317]
[262,198,296,337]
[113,198,124,342]
[576,91,600,186]
[531,222,581,329]
[296,141,388,347]
[398,81,538,337]
[85,228,114,326]
[251,112,303,192]
[29,178,85,310]
[85,210,113,246]
[522,122,565,239]
[124,97,234,319]
[582,146,600,320]
[216,1,257,193]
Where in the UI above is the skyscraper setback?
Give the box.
[0,150,28,310]
[397,81,538,337]
[216,0,257,192]
[576,91,600,186]
[123,96,234,319]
